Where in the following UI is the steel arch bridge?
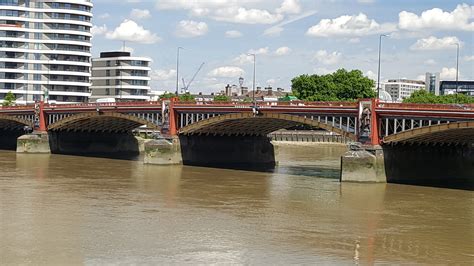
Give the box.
[1,100,473,146]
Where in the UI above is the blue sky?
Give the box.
[91,0,474,93]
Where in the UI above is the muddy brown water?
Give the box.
[0,145,472,264]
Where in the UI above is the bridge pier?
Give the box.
[17,132,51,154]
[144,137,183,165]
[340,144,387,183]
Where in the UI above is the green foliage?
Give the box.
[159,92,176,99]
[2,91,15,107]
[242,97,252,103]
[403,90,474,104]
[213,95,231,102]
[178,92,195,102]
[291,69,376,101]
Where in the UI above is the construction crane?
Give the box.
[181,62,205,93]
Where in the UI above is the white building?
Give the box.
[0,0,93,104]
[90,51,152,102]
[384,79,426,102]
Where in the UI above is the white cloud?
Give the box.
[416,74,426,81]
[91,24,107,36]
[130,9,152,20]
[313,50,342,65]
[440,67,459,80]
[424,59,437,65]
[266,79,276,85]
[225,30,243,38]
[98,13,110,19]
[275,46,291,56]
[276,0,301,14]
[156,0,283,24]
[399,4,474,31]
[307,13,396,37]
[208,66,244,78]
[152,69,177,81]
[175,20,209,38]
[365,70,377,80]
[313,67,335,75]
[105,20,161,44]
[464,55,474,62]
[212,7,283,24]
[264,10,317,36]
[249,47,269,55]
[410,36,462,50]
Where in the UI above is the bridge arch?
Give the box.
[0,114,34,130]
[383,121,474,145]
[179,112,357,141]
[47,112,160,133]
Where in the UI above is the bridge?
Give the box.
[1,99,473,186]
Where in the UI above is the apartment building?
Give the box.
[0,0,93,104]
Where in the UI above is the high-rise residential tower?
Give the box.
[90,51,151,102]
[0,0,93,104]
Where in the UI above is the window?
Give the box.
[106,61,110,67]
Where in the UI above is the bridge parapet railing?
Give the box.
[0,105,35,112]
[377,102,474,111]
[44,101,163,109]
[173,101,357,108]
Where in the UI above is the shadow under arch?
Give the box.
[179,112,357,141]
[382,121,474,190]
[177,112,355,170]
[47,112,161,159]
[0,115,34,150]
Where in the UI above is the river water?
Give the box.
[0,144,472,265]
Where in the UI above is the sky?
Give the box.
[90,0,474,93]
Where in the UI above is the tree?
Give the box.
[213,95,231,102]
[178,92,195,102]
[159,92,176,100]
[291,69,375,101]
[2,91,16,107]
[403,90,474,104]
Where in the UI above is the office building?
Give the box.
[0,0,93,104]
[384,79,425,102]
[440,80,474,96]
[425,72,440,95]
[90,51,151,102]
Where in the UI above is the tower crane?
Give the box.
[181,62,205,93]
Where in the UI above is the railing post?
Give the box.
[370,98,380,145]
[38,101,47,132]
[168,98,178,136]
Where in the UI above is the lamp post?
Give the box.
[176,47,183,96]
[455,43,459,93]
[377,34,388,99]
[248,53,256,107]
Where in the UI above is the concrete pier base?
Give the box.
[340,145,386,183]
[144,138,183,165]
[16,132,51,154]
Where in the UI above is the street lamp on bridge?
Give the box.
[247,53,257,110]
[455,43,460,93]
[377,34,388,100]
[176,47,184,96]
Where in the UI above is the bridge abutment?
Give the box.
[17,132,51,154]
[340,145,387,183]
